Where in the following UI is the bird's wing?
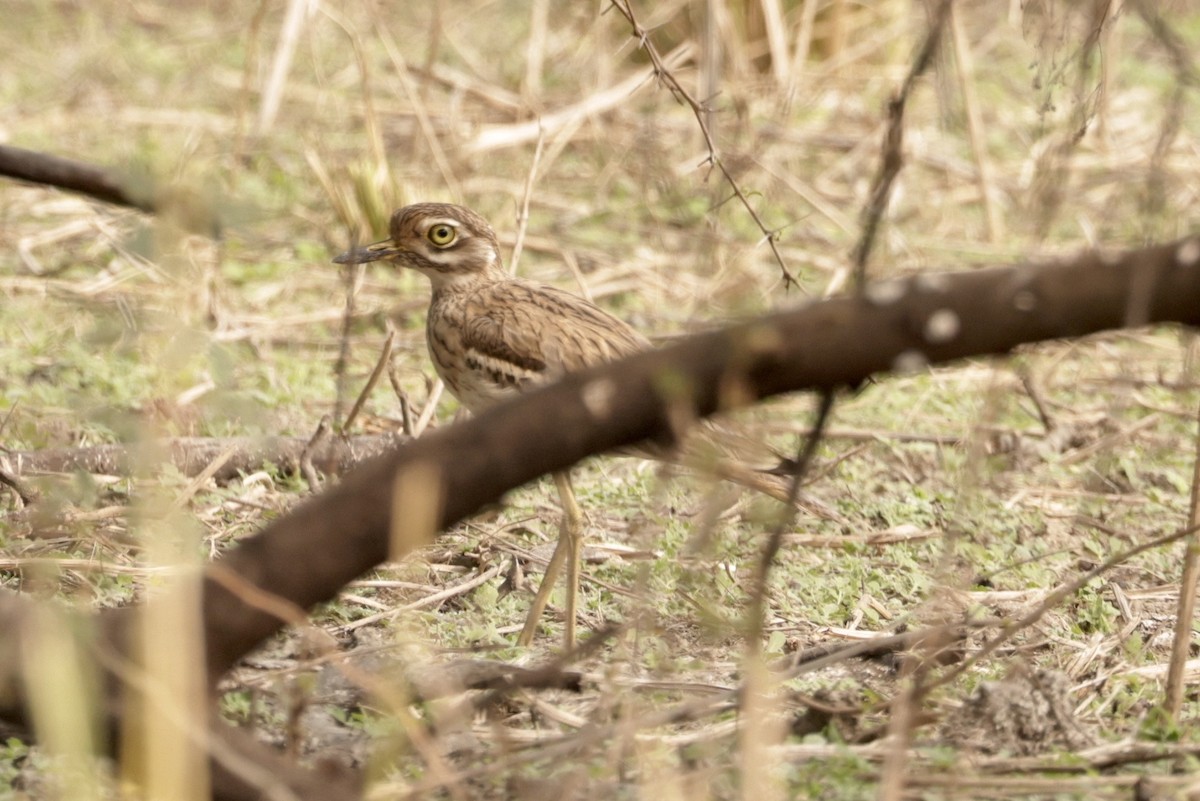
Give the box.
[460,279,650,390]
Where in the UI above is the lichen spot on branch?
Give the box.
[1176,238,1200,268]
[924,309,961,344]
[581,378,618,420]
[865,278,907,306]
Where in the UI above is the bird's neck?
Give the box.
[423,264,507,294]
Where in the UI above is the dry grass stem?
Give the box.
[256,0,317,135]
[948,3,1003,243]
[1165,394,1200,715]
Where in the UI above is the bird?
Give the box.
[334,202,650,648]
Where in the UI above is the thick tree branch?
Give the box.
[0,144,155,212]
[0,144,222,235]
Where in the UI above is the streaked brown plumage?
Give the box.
[335,202,650,648]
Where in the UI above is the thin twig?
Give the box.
[509,128,545,276]
[1018,367,1055,433]
[607,0,800,290]
[335,562,506,633]
[746,389,836,648]
[299,415,332,492]
[412,379,444,438]
[341,325,396,436]
[932,522,1200,692]
[256,0,316,135]
[850,0,952,293]
[388,364,416,437]
[333,262,364,429]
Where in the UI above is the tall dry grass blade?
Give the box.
[306,147,361,238]
[758,0,790,89]
[738,657,784,801]
[1008,0,1022,26]
[523,0,550,101]
[465,43,695,154]
[1165,389,1200,717]
[257,0,317,135]
[20,605,103,801]
[878,675,919,801]
[949,4,1004,243]
[354,39,389,191]
[131,571,209,801]
[373,17,461,197]
[509,128,546,276]
[789,0,821,85]
[318,5,391,186]
[701,0,722,141]
[232,0,270,158]
[825,0,848,58]
[121,499,209,801]
[1096,0,1126,147]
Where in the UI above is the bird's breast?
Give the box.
[426,302,530,411]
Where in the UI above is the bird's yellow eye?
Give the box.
[427,224,456,247]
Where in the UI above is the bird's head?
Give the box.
[333,202,505,288]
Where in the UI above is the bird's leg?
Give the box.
[517,527,568,646]
[556,471,584,649]
[517,471,584,648]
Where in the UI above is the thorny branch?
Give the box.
[743,0,948,647]
[606,0,800,291]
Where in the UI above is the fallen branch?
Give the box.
[3,434,409,482]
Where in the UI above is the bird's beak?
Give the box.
[333,238,402,265]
